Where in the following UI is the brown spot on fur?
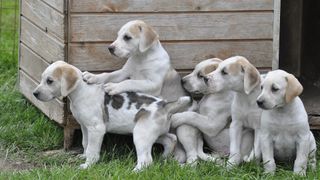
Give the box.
[111,94,124,109]
[127,92,156,109]
[53,64,78,93]
[134,108,151,122]
[129,21,158,52]
[227,62,242,75]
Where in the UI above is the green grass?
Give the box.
[0,1,320,179]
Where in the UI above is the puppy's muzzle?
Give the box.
[108,45,115,55]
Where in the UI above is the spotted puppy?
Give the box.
[257,70,316,175]
[171,58,253,164]
[206,56,262,168]
[33,61,191,171]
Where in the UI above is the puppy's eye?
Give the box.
[261,85,263,90]
[271,86,279,92]
[221,68,228,75]
[123,35,132,41]
[197,72,204,79]
[47,78,53,85]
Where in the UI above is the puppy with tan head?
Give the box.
[171,58,254,164]
[206,56,263,168]
[257,70,316,175]
[82,20,196,163]
[82,20,186,100]
[33,61,191,171]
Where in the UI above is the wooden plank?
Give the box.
[20,17,65,63]
[272,0,280,70]
[21,0,65,40]
[19,70,65,124]
[42,0,65,13]
[69,40,273,71]
[20,43,50,82]
[70,13,273,42]
[70,0,273,13]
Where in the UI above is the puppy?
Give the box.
[206,56,262,167]
[171,58,254,164]
[257,70,316,175]
[82,20,197,163]
[82,20,186,99]
[33,61,191,171]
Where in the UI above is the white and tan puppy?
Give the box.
[256,70,316,175]
[171,58,254,164]
[82,20,185,100]
[33,61,191,171]
[206,56,262,167]
[82,20,196,163]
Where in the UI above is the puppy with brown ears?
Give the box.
[257,70,316,175]
[206,56,263,168]
[82,20,186,100]
[33,61,192,171]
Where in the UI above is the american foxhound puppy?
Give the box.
[33,61,191,171]
[206,56,262,168]
[257,70,316,175]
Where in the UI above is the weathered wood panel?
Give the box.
[69,40,273,71]
[20,44,50,82]
[70,13,273,42]
[20,17,65,63]
[70,0,273,13]
[19,70,65,124]
[43,0,65,13]
[22,0,65,40]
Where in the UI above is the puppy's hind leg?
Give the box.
[156,133,177,158]
[133,125,159,172]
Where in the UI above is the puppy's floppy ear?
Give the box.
[285,74,303,103]
[139,23,159,52]
[238,57,260,94]
[59,65,79,97]
[201,63,219,76]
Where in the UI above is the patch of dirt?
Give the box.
[0,159,35,172]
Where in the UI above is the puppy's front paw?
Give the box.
[83,71,98,84]
[104,83,123,95]
[79,163,90,169]
[170,113,185,128]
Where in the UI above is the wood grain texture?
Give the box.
[19,70,65,124]
[20,44,50,82]
[70,12,273,42]
[22,0,65,40]
[69,40,273,71]
[20,17,65,63]
[43,0,65,13]
[70,0,273,12]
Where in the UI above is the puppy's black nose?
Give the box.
[33,91,39,98]
[256,100,264,107]
[181,78,186,85]
[203,76,209,84]
[108,46,115,54]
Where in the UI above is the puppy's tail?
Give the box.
[164,96,192,114]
